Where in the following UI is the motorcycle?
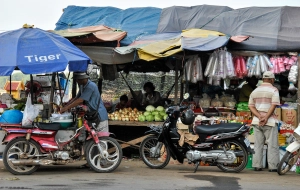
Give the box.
[139,93,253,173]
[277,124,300,175]
[1,106,123,175]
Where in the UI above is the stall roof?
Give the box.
[55,5,300,58]
[50,25,127,46]
[157,5,233,33]
[195,6,300,51]
[55,6,161,46]
[77,46,137,65]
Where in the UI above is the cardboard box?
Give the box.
[177,123,189,130]
[274,108,281,121]
[282,108,298,128]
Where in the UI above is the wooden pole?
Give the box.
[174,59,179,104]
[297,55,300,125]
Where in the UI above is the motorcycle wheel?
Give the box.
[139,135,170,169]
[277,150,299,175]
[85,136,122,173]
[215,140,248,173]
[3,137,42,175]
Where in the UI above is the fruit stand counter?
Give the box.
[108,120,163,127]
[108,120,164,158]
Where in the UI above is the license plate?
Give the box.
[244,138,250,147]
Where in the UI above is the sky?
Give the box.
[0,0,300,31]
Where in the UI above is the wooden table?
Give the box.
[108,120,164,156]
[108,120,163,127]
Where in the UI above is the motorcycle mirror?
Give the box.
[184,93,190,100]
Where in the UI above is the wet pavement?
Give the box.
[0,158,300,190]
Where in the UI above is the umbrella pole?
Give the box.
[48,73,56,119]
[61,72,70,102]
[9,75,12,95]
[56,72,62,105]
[56,73,63,106]
[30,74,34,104]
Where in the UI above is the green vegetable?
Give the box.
[143,111,151,116]
[138,115,146,122]
[146,105,155,112]
[154,115,163,121]
[163,115,168,121]
[159,112,167,117]
[152,111,159,115]
[156,106,164,112]
[146,115,154,122]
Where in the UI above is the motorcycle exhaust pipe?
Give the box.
[10,159,55,166]
[10,160,41,166]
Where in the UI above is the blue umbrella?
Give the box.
[0,26,91,76]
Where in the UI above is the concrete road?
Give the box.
[0,159,300,190]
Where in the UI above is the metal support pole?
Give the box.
[48,73,56,119]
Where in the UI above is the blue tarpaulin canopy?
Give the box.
[0,27,91,76]
[55,6,162,46]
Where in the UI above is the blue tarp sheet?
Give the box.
[182,36,230,51]
[55,6,162,46]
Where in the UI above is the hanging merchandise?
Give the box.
[269,55,297,74]
[254,55,261,78]
[233,56,247,78]
[225,51,235,77]
[212,77,221,86]
[262,55,274,69]
[204,51,216,77]
[259,55,268,73]
[288,82,297,91]
[246,54,274,77]
[207,76,213,85]
[183,56,203,84]
[248,55,258,77]
[288,64,298,84]
[205,49,236,80]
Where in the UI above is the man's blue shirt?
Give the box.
[77,80,108,121]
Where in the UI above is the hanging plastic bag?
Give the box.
[246,57,254,77]
[259,55,268,73]
[288,65,298,84]
[262,55,274,69]
[217,50,225,78]
[240,56,248,77]
[22,94,40,126]
[288,82,297,91]
[210,52,219,77]
[197,57,203,81]
[204,52,216,76]
[225,51,235,77]
[254,56,261,77]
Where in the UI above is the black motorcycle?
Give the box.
[139,94,253,173]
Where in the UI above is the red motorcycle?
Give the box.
[1,107,122,175]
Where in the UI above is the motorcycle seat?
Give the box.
[194,123,243,135]
[37,122,61,130]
